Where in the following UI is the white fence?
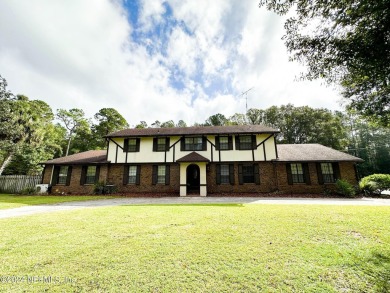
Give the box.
[0,175,43,194]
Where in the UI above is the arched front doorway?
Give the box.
[186,164,200,194]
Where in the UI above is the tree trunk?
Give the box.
[0,153,13,175]
[65,136,72,156]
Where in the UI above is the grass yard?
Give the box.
[0,204,389,292]
[0,194,116,210]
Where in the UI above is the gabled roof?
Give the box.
[106,125,279,138]
[176,152,210,163]
[43,150,108,165]
[275,144,363,162]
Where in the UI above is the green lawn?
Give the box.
[0,194,116,210]
[0,204,389,292]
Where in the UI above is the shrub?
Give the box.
[20,187,37,195]
[335,179,356,198]
[359,174,390,196]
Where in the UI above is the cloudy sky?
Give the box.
[0,0,342,126]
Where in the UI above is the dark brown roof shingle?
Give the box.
[106,125,279,138]
[43,150,108,165]
[176,152,210,162]
[275,144,363,162]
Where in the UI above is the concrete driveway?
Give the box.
[1,196,389,219]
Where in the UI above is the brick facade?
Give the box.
[108,164,180,194]
[206,162,277,194]
[275,162,359,194]
[42,161,359,196]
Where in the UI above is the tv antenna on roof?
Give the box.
[238,87,253,113]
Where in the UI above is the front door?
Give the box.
[186,164,200,194]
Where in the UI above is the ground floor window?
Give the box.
[321,163,334,183]
[53,165,72,186]
[291,163,305,183]
[57,166,69,184]
[123,165,140,185]
[81,165,100,185]
[216,164,234,184]
[152,165,170,185]
[238,164,260,185]
[287,163,311,185]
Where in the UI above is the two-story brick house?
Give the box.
[42,125,363,196]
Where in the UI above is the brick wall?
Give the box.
[44,164,109,195]
[276,162,359,194]
[42,161,359,196]
[207,162,277,194]
[108,163,180,194]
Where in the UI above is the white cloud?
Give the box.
[0,0,342,128]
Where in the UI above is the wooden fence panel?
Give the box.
[0,175,42,194]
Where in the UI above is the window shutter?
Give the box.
[180,137,185,151]
[66,166,72,186]
[153,138,157,152]
[303,163,311,185]
[52,166,60,185]
[252,135,257,150]
[215,136,220,150]
[123,139,128,152]
[238,164,243,185]
[216,164,221,184]
[80,166,87,185]
[152,165,157,185]
[254,164,260,185]
[332,163,340,181]
[95,166,100,183]
[165,137,170,151]
[229,164,235,184]
[202,136,207,151]
[228,136,233,150]
[165,165,170,185]
[316,163,324,185]
[235,136,240,150]
[135,138,140,152]
[136,165,141,185]
[286,164,293,185]
[123,165,129,185]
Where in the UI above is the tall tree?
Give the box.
[56,108,90,156]
[0,90,58,174]
[205,113,228,126]
[93,108,128,148]
[160,120,175,128]
[176,120,187,127]
[259,0,390,127]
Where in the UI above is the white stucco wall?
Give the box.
[107,134,277,164]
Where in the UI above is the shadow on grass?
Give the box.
[355,251,390,292]
[121,203,245,207]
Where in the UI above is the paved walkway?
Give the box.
[1,197,389,219]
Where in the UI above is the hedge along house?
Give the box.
[42,125,363,196]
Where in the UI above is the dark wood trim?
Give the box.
[274,134,279,158]
[263,144,266,161]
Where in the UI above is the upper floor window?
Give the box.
[215,136,233,150]
[235,135,257,150]
[181,137,207,151]
[153,137,170,152]
[124,138,140,152]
